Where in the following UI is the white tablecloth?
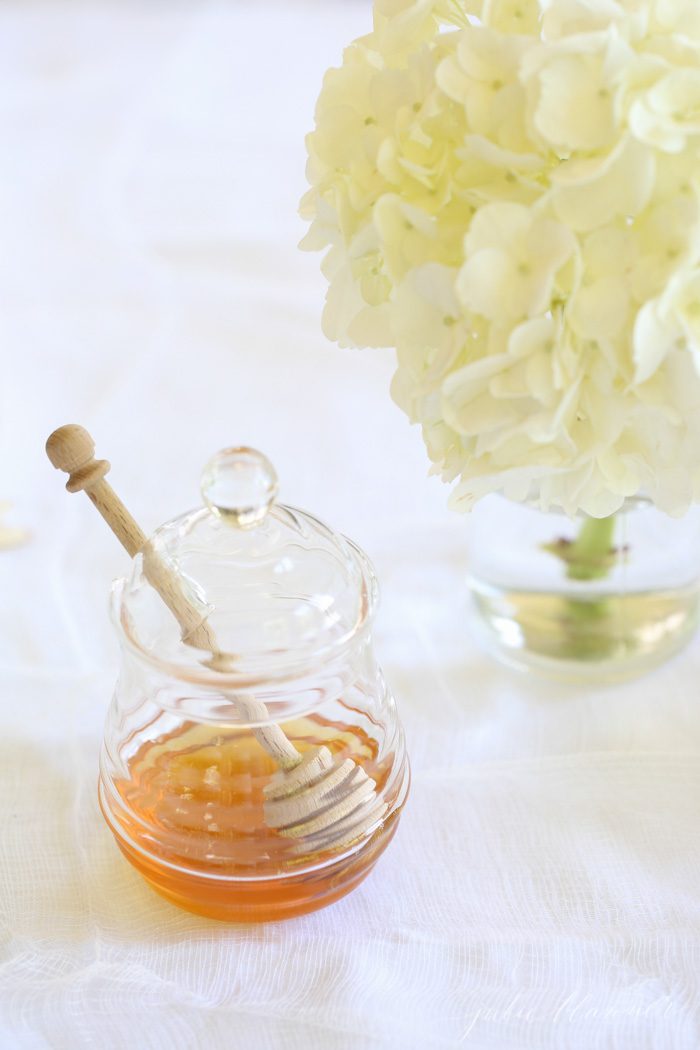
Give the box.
[2,3,700,1048]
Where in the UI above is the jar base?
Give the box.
[108,813,400,923]
[98,711,409,922]
[469,583,700,683]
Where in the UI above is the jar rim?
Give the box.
[110,572,375,692]
[109,500,379,690]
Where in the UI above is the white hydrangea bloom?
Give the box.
[301,0,700,516]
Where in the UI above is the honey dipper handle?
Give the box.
[46,425,208,642]
[46,425,144,555]
[46,425,300,769]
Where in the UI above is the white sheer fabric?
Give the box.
[2,3,700,1047]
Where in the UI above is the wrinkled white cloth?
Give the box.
[2,4,700,1048]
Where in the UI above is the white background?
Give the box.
[1,3,700,1048]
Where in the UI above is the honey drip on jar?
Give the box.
[103,713,400,922]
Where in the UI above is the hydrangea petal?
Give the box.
[569,276,629,338]
[632,298,680,382]
[551,138,655,231]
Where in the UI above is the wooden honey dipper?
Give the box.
[46,425,387,853]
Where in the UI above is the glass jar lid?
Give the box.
[115,448,376,683]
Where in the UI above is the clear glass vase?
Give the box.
[467,496,700,682]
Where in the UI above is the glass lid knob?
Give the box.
[200,447,279,528]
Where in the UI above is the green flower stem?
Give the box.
[542,513,618,659]
[564,515,617,581]
[543,513,617,582]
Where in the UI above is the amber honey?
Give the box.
[100,713,401,922]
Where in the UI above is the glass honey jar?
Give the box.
[98,447,410,922]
